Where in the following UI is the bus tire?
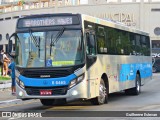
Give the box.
[90,78,108,105]
[40,99,54,106]
[125,74,141,95]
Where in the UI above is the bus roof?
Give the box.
[81,14,149,36]
[18,13,149,36]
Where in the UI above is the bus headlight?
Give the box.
[69,79,77,88]
[69,74,84,89]
[16,77,25,89]
[19,81,25,89]
[19,91,23,97]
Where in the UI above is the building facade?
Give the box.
[0,0,160,51]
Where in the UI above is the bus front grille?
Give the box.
[25,86,68,96]
[17,68,72,78]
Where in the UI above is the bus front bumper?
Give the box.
[16,81,88,102]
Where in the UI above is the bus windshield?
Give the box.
[16,30,84,67]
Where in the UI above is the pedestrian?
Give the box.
[8,58,16,95]
[0,50,4,76]
[3,52,10,76]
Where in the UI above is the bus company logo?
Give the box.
[40,75,51,78]
[2,112,11,117]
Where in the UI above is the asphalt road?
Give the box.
[0,73,160,120]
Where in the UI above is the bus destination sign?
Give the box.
[18,16,79,28]
[23,17,72,27]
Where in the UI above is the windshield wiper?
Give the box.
[50,27,65,56]
[29,30,41,57]
[29,30,39,47]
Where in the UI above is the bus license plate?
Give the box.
[40,90,52,95]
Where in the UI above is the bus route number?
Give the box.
[52,81,66,85]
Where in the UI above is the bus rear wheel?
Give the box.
[90,78,108,105]
[40,99,54,106]
[125,74,141,95]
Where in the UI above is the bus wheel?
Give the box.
[40,99,54,106]
[125,74,141,95]
[90,78,108,105]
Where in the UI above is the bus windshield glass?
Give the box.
[16,30,84,67]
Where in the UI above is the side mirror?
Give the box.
[8,33,16,57]
[89,35,96,48]
[86,33,96,55]
[87,34,95,48]
[86,32,97,69]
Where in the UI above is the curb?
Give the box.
[0,82,11,89]
[0,80,11,84]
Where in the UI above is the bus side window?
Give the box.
[97,26,107,54]
[141,36,147,56]
[135,34,141,55]
[130,33,136,55]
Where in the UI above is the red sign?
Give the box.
[40,90,52,95]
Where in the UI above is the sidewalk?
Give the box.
[0,80,11,89]
[0,88,17,102]
[0,80,18,103]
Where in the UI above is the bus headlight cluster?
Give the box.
[69,74,84,89]
[16,77,25,89]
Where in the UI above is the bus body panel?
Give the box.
[86,55,152,96]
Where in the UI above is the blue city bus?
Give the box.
[8,13,152,106]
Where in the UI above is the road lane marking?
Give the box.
[48,105,88,110]
[0,100,90,111]
[0,100,38,109]
[138,104,160,110]
[0,98,92,111]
